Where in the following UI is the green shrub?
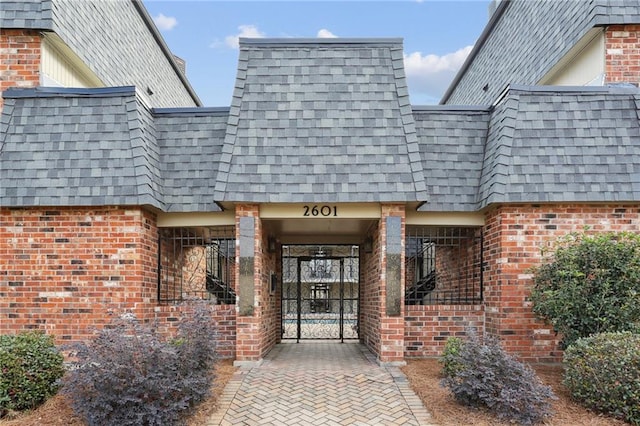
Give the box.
[63,300,219,426]
[0,332,64,416]
[439,337,464,378]
[563,332,640,425]
[440,331,556,425]
[530,232,640,346]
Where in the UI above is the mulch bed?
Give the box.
[401,359,628,426]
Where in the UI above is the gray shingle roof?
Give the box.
[155,108,228,212]
[413,106,490,212]
[2,84,639,213]
[442,0,640,105]
[477,85,640,208]
[214,38,428,203]
[0,87,164,208]
[0,0,52,29]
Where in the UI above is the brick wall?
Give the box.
[158,236,182,301]
[153,303,237,359]
[431,232,481,303]
[605,25,640,86]
[259,228,280,356]
[0,29,41,112]
[360,222,381,358]
[0,207,157,342]
[0,206,237,358]
[405,305,484,358]
[483,204,640,362]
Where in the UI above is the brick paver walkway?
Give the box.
[207,341,436,425]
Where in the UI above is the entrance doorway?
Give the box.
[281,245,359,342]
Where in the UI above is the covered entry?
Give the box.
[281,245,359,342]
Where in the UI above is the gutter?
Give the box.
[131,0,202,107]
[439,0,511,104]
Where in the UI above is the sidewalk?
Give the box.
[207,341,436,426]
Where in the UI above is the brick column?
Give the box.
[378,204,406,365]
[234,204,265,364]
[0,29,41,112]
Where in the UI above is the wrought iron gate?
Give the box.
[281,245,359,342]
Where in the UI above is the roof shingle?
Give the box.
[214,38,428,203]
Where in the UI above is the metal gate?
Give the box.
[281,245,359,342]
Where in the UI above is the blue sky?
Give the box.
[142,1,492,106]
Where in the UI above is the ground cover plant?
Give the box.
[530,231,640,346]
[0,332,64,418]
[440,331,556,425]
[62,301,219,426]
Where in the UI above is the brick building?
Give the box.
[1,0,639,364]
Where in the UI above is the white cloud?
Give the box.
[223,25,266,49]
[403,45,473,103]
[153,13,177,31]
[317,29,338,38]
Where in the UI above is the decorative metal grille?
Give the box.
[281,245,359,341]
[405,226,483,305]
[158,226,236,304]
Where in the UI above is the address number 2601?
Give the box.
[303,205,337,217]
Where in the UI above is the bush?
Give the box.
[439,336,464,378]
[440,331,556,425]
[530,232,640,347]
[63,301,219,426]
[563,332,640,425]
[0,332,64,416]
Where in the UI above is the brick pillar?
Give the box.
[234,204,265,365]
[0,29,41,112]
[605,25,640,86]
[360,222,381,357]
[378,204,406,365]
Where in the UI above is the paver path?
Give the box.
[207,341,436,425]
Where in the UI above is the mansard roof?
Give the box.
[413,106,490,212]
[475,85,640,208]
[213,38,428,203]
[155,107,228,212]
[0,87,225,212]
[0,87,165,209]
[2,78,640,213]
